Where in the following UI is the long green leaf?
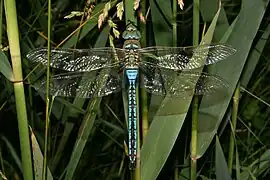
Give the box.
[141,2,221,180]
[215,136,232,180]
[0,51,13,81]
[31,129,53,180]
[241,23,270,87]
[200,0,230,41]
[197,0,270,157]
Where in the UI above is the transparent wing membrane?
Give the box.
[139,44,236,70]
[27,43,235,99]
[27,48,125,72]
[141,67,228,98]
[32,69,122,98]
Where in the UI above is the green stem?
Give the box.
[191,0,200,179]
[228,82,240,174]
[140,0,148,145]
[191,96,198,180]
[137,3,148,179]
[141,90,148,141]
[0,0,3,46]
[193,0,200,46]
[172,0,178,179]
[172,0,177,46]
[4,0,34,179]
[43,0,52,179]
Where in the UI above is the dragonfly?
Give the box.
[26,23,236,169]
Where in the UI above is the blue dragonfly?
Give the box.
[26,23,236,169]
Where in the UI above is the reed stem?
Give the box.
[228,82,240,174]
[191,0,200,179]
[4,0,33,179]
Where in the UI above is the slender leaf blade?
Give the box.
[0,51,13,81]
[141,3,221,180]
[215,136,232,180]
[197,0,270,157]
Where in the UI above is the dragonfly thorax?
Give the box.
[123,40,141,68]
[124,49,140,68]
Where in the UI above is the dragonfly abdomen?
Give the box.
[126,69,138,169]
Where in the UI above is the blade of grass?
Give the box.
[155,0,173,25]
[30,128,53,180]
[1,136,22,173]
[0,0,13,82]
[197,0,270,158]
[240,23,270,87]
[50,25,111,171]
[0,52,13,81]
[141,2,221,179]
[215,136,232,180]
[64,24,113,179]
[4,0,33,179]
[141,1,174,179]
[200,0,230,41]
[125,0,135,23]
[64,94,102,180]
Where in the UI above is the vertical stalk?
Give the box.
[191,0,200,179]
[0,0,3,46]
[193,0,200,45]
[172,0,177,47]
[228,82,240,174]
[140,0,148,144]
[135,2,149,179]
[139,3,147,180]
[141,90,148,141]
[191,96,198,180]
[42,0,52,179]
[172,0,178,179]
[4,0,34,179]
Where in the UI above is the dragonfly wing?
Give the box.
[27,48,125,72]
[140,67,228,97]
[32,68,122,98]
[139,44,236,70]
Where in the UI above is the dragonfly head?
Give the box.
[122,24,141,40]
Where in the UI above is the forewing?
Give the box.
[140,67,228,98]
[32,68,122,98]
[139,44,236,70]
[26,48,125,72]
